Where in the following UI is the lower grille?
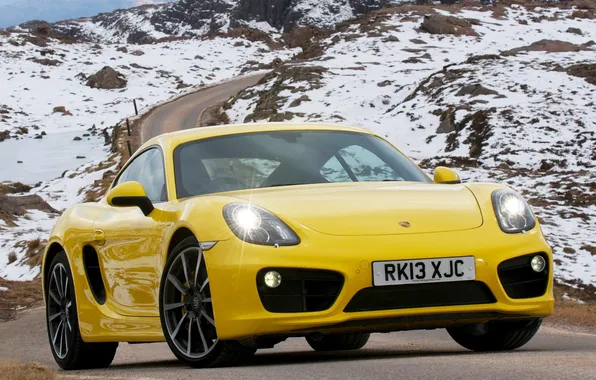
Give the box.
[498,253,549,299]
[257,268,344,313]
[344,281,496,312]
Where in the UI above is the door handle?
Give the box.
[93,229,105,246]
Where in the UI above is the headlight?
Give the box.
[491,189,536,233]
[223,203,300,246]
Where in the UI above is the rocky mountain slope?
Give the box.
[12,0,415,44]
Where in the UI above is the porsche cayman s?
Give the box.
[42,122,554,369]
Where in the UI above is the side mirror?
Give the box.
[433,166,461,184]
[106,181,154,216]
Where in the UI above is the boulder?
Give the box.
[420,15,478,37]
[86,66,127,89]
[567,27,583,36]
[455,84,500,97]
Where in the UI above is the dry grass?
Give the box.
[554,281,596,304]
[549,283,596,330]
[81,153,122,203]
[0,361,95,380]
[0,182,32,195]
[0,362,58,380]
[0,278,43,322]
[25,239,45,267]
[551,301,596,328]
[9,238,47,268]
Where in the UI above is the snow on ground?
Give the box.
[0,131,106,184]
[0,31,296,280]
[223,5,596,289]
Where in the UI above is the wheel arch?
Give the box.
[167,227,197,259]
[43,242,67,291]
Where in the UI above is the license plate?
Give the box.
[372,256,475,286]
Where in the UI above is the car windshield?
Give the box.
[173,130,432,198]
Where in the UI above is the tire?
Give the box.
[45,251,118,370]
[306,333,370,351]
[159,236,256,368]
[447,318,542,351]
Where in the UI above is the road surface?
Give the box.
[0,307,595,380]
[140,73,266,143]
[1,74,594,379]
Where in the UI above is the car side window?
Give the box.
[114,152,146,187]
[321,145,402,182]
[141,149,167,202]
[114,148,167,203]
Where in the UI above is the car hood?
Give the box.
[226,182,483,236]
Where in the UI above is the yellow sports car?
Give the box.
[42,122,554,369]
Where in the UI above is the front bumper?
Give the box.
[205,226,554,340]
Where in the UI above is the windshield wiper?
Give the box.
[262,183,305,188]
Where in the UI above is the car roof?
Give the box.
[139,122,373,153]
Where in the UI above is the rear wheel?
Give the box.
[159,237,256,368]
[447,318,542,351]
[306,333,370,351]
[45,251,118,370]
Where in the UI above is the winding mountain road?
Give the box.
[140,73,266,143]
[0,74,594,380]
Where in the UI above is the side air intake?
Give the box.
[83,246,107,305]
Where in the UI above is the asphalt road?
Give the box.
[1,308,595,380]
[1,74,594,379]
[140,73,266,142]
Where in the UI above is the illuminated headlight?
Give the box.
[491,189,536,234]
[223,203,300,246]
[531,255,546,273]
[264,271,282,288]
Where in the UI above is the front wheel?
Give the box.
[159,237,256,368]
[306,333,370,351]
[447,318,542,351]
[45,251,118,370]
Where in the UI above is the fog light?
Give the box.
[530,255,546,273]
[264,271,282,288]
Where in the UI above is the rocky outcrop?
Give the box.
[151,0,234,36]
[0,193,58,227]
[561,63,596,85]
[0,182,32,194]
[47,0,414,43]
[86,66,127,89]
[225,65,327,123]
[455,84,499,97]
[420,14,478,36]
[502,39,590,56]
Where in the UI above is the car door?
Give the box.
[94,147,169,317]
